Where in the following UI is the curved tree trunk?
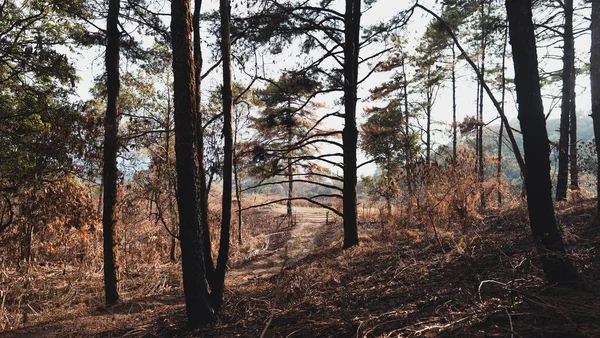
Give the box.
[506,0,582,286]
[102,0,120,307]
[171,0,215,327]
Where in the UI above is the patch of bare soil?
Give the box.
[228,205,331,285]
[3,201,600,337]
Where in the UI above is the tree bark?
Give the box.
[506,0,582,285]
[287,157,293,217]
[569,63,578,190]
[452,45,457,161]
[498,26,508,207]
[477,1,486,188]
[166,88,177,262]
[286,119,293,217]
[234,154,243,245]
[214,0,233,313]
[102,0,120,307]
[342,0,360,249]
[556,0,575,201]
[401,51,413,196]
[590,0,600,218]
[426,93,432,164]
[477,1,488,209]
[193,0,216,289]
[171,0,215,327]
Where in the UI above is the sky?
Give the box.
[71,0,595,177]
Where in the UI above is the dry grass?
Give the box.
[1,190,599,337]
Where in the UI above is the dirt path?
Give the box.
[228,205,330,285]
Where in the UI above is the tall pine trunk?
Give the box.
[342,0,360,249]
[556,0,575,201]
[102,0,120,307]
[213,0,233,313]
[452,45,457,161]
[193,0,216,288]
[426,90,432,164]
[171,0,215,326]
[234,155,243,245]
[590,0,600,218]
[286,121,293,217]
[506,0,582,285]
[477,1,487,209]
[402,52,413,196]
[569,63,578,191]
[287,157,293,217]
[497,26,508,206]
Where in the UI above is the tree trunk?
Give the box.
[102,0,120,307]
[506,0,582,285]
[193,0,216,289]
[166,89,177,262]
[401,51,413,196]
[233,102,243,246]
[170,0,215,327]
[234,157,243,245]
[97,179,103,214]
[556,0,575,201]
[452,45,457,161]
[342,0,360,249]
[287,157,293,217]
[569,63,578,191]
[498,26,508,207]
[214,0,233,314]
[478,2,487,209]
[591,0,600,219]
[426,102,431,164]
[286,120,293,217]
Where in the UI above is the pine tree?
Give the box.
[102,0,121,306]
[170,0,215,327]
[506,0,582,286]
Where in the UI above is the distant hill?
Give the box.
[483,111,595,185]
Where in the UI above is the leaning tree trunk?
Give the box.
[342,0,360,249]
[556,0,575,201]
[590,0,600,218]
[102,0,120,307]
[213,0,233,314]
[171,0,215,327]
[506,0,582,285]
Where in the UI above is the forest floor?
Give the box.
[2,200,600,337]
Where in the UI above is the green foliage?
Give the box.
[250,71,328,178]
[361,105,420,172]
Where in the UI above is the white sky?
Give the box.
[71,0,594,177]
